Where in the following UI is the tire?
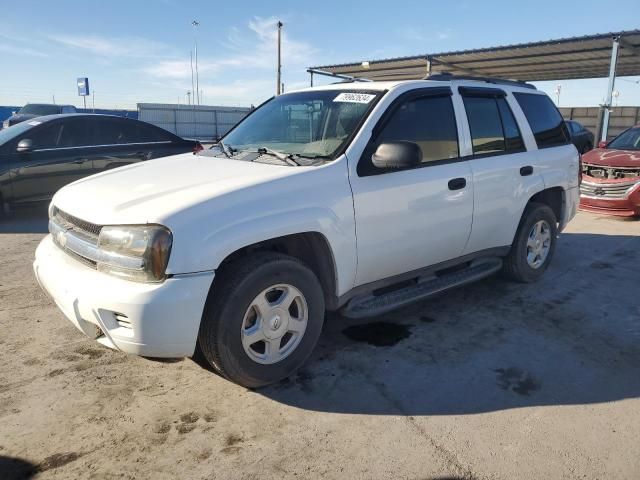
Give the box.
[581,143,592,154]
[198,252,325,388]
[502,202,558,283]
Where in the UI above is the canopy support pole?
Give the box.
[601,36,620,142]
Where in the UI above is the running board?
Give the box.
[341,258,503,319]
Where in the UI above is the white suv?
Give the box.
[34,76,580,387]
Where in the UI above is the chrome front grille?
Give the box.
[580,181,636,199]
[52,207,102,239]
[49,208,143,271]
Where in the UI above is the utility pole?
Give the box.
[187,91,191,105]
[276,21,283,95]
[192,20,200,105]
[52,94,56,104]
[190,50,195,107]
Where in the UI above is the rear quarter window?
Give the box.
[513,93,569,149]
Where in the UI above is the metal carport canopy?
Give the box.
[308,30,640,141]
[308,30,640,82]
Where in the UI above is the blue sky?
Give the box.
[1,0,639,109]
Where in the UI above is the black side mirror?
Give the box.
[16,138,33,153]
[372,141,422,169]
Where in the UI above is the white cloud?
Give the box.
[0,43,48,58]
[47,33,172,58]
[398,27,453,44]
[147,16,317,79]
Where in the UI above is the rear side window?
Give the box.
[514,93,569,148]
[375,95,459,163]
[462,96,524,155]
[497,98,525,151]
[138,122,175,142]
[94,118,138,145]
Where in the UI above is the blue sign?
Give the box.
[77,77,90,96]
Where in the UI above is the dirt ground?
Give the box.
[0,209,639,480]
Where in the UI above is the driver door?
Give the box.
[8,119,93,205]
[349,89,474,286]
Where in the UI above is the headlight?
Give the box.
[97,225,172,283]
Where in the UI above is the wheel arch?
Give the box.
[528,186,564,223]
[213,232,340,310]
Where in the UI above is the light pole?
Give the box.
[555,84,562,107]
[192,20,200,105]
[187,90,191,105]
[276,21,283,95]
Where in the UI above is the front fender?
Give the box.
[165,160,357,297]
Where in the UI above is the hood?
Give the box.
[8,114,38,125]
[582,148,640,168]
[52,153,305,225]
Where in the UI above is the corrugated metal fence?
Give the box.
[560,105,640,141]
[138,103,251,141]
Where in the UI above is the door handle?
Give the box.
[520,166,533,176]
[448,177,467,191]
[72,158,86,164]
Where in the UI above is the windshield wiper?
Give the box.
[292,153,332,161]
[256,147,300,166]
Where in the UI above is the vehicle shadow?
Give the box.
[0,455,38,480]
[256,231,640,416]
[0,207,49,234]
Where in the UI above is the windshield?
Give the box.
[607,127,640,151]
[18,104,61,115]
[222,90,382,159]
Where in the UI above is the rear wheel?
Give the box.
[198,252,325,388]
[503,202,558,283]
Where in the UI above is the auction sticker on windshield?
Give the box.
[333,92,376,104]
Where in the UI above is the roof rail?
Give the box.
[425,73,537,90]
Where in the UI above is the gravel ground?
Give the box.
[0,209,639,480]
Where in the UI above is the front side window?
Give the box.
[513,92,569,148]
[223,90,382,159]
[57,119,92,147]
[29,123,65,149]
[362,94,459,175]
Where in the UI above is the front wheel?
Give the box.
[502,202,558,283]
[198,252,325,388]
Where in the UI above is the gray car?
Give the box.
[3,104,77,129]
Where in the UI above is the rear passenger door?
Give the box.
[349,88,474,286]
[457,87,545,255]
[90,117,151,173]
[90,118,187,174]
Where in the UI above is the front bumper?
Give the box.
[579,179,640,217]
[33,235,214,357]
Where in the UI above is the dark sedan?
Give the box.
[3,103,77,128]
[0,114,200,212]
[565,120,594,154]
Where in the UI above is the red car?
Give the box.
[580,125,640,217]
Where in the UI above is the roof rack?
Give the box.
[425,73,537,90]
